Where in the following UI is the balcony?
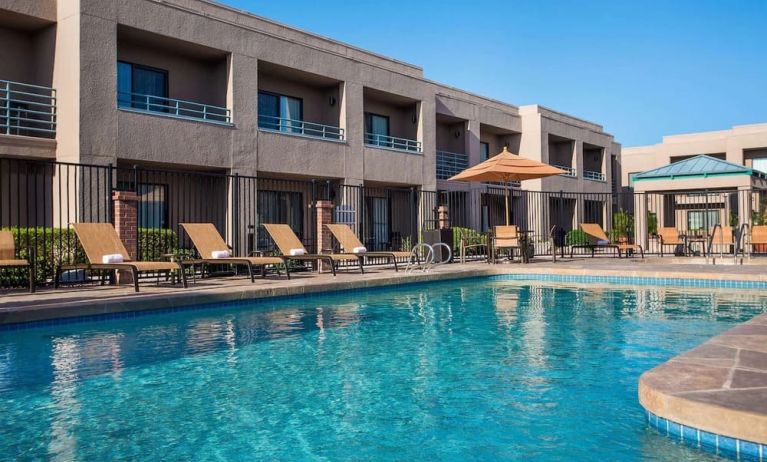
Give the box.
[258,115,344,141]
[365,133,422,153]
[118,92,231,124]
[554,165,577,178]
[0,80,56,139]
[436,150,468,180]
[584,170,606,182]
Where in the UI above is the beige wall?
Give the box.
[623,123,767,188]
[0,0,618,198]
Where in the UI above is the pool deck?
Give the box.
[2,256,767,451]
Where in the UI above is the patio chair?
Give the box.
[658,227,685,257]
[0,230,35,293]
[748,225,767,254]
[263,224,362,276]
[489,225,521,263]
[457,228,488,264]
[55,223,187,292]
[180,223,288,281]
[326,224,413,271]
[707,225,734,256]
[570,223,643,258]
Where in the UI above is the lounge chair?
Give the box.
[263,224,362,275]
[55,223,187,292]
[326,224,412,271]
[489,225,522,263]
[180,223,288,281]
[570,223,643,258]
[0,230,34,293]
[748,225,767,254]
[707,225,734,256]
[658,227,685,257]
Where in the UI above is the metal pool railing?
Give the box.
[0,80,56,138]
[117,92,231,124]
[258,115,345,141]
[364,133,422,153]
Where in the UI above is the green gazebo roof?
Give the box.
[632,155,766,182]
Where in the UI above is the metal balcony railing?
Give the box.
[584,170,606,182]
[436,150,469,180]
[0,80,56,138]
[258,115,344,141]
[554,164,577,178]
[365,133,422,153]
[118,91,231,124]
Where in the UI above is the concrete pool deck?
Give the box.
[2,256,767,454]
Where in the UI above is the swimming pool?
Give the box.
[1,278,765,461]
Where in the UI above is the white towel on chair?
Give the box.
[597,239,610,246]
[289,248,306,256]
[211,250,231,259]
[102,254,124,264]
[352,246,367,254]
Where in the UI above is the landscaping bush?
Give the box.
[451,227,487,252]
[138,228,181,262]
[1,227,85,286]
[565,229,588,246]
[647,212,658,236]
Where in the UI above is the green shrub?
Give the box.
[612,209,634,239]
[647,212,658,236]
[451,227,487,251]
[1,227,85,286]
[138,228,181,261]
[565,229,588,246]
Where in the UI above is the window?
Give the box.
[687,210,720,231]
[138,183,168,229]
[753,158,767,173]
[480,142,490,162]
[117,61,168,111]
[364,113,390,147]
[257,190,304,249]
[257,92,303,133]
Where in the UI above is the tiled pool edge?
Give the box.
[492,273,767,289]
[639,312,767,461]
[646,411,765,461]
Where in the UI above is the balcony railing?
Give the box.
[0,80,56,138]
[436,150,469,180]
[584,170,606,182]
[258,115,344,141]
[118,92,231,124]
[365,133,422,153]
[554,164,577,178]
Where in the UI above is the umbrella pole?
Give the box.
[505,183,510,226]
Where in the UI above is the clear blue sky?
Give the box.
[220,0,766,147]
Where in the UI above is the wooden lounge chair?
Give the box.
[658,227,685,257]
[570,223,643,258]
[748,225,767,254]
[489,225,522,263]
[0,230,35,293]
[263,224,362,275]
[180,223,288,281]
[55,223,187,292]
[326,224,412,271]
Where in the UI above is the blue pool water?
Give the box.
[1,279,766,461]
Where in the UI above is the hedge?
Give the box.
[0,226,183,288]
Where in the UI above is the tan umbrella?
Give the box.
[448,147,565,225]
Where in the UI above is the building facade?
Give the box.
[0,0,620,251]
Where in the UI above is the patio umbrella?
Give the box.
[448,147,565,225]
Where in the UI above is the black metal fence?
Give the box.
[3,156,767,289]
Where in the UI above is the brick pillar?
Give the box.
[316,200,334,272]
[438,205,449,229]
[112,191,138,284]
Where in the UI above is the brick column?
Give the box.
[316,200,334,272]
[438,205,449,229]
[113,191,138,284]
